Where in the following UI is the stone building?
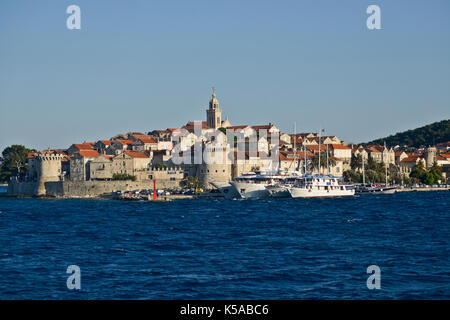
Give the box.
[70,150,102,181]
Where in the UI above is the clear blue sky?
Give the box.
[1,0,449,152]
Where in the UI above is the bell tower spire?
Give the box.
[206,87,222,128]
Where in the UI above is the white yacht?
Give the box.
[288,175,355,198]
[210,181,241,199]
[230,173,289,199]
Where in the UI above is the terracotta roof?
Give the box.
[124,150,149,159]
[401,155,422,163]
[72,143,94,150]
[116,139,134,145]
[279,151,313,161]
[251,124,275,131]
[98,140,113,145]
[330,144,351,150]
[306,145,327,152]
[227,125,250,131]
[137,137,157,144]
[183,121,210,130]
[436,154,447,161]
[78,150,100,157]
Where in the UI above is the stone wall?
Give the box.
[7,181,37,196]
[8,179,182,198]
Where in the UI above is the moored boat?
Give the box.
[288,175,355,198]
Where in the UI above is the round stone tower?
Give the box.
[35,151,64,196]
[425,146,437,168]
[197,145,232,188]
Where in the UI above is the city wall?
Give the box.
[8,179,181,198]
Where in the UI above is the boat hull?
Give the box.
[230,181,270,199]
[210,181,241,199]
[266,186,291,198]
[288,187,355,198]
[356,186,397,194]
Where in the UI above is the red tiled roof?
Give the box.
[330,144,351,150]
[73,143,94,150]
[116,139,134,145]
[306,145,327,152]
[401,155,422,163]
[99,140,113,145]
[78,150,100,157]
[183,121,210,130]
[279,151,313,161]
[227,125,250,130]
[124,150,149,159]
[251,124,275,131]
[137,137,157,144]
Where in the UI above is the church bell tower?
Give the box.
[206,88,222,129]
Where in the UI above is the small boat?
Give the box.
[357,142,397,195]
[355,183,397,194]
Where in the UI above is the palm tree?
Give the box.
[350,154,363,171]
[309,151,337,174]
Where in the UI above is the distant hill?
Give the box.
[364,119,450,147]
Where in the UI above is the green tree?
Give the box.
[310,151,337,174]
[350,154,362,171]
[154,163,168,170]
[184,176,202,191]
[0,145,35,182]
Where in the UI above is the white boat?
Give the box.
[210,181,241,199]
[355,183,397,194]
[230,173,293,199]
[288,175,355,198]
[356,142,397,195]
[266,184,291,198]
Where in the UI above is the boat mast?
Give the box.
[362,152,365,185]
[304,144,307,183]
[326,142,329,176]
[318,129,321,176]
[293,122,297,172]
[384,141,388,186]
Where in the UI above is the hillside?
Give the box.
[364,119,450,147]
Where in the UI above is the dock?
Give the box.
[396,186,450,192]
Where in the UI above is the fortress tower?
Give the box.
[35,151,64,196]
[206,88,222,129]
[425,146,437,168]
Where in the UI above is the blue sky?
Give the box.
[1,0,449,152]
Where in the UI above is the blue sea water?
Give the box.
[0,191,449,299]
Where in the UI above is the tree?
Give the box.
[0,145,35,182]
[184,176,202,191]
[309,151,337,174]
[154,163,168,170]
[350,154,363,171]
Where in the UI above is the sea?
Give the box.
[0,188,449,299]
